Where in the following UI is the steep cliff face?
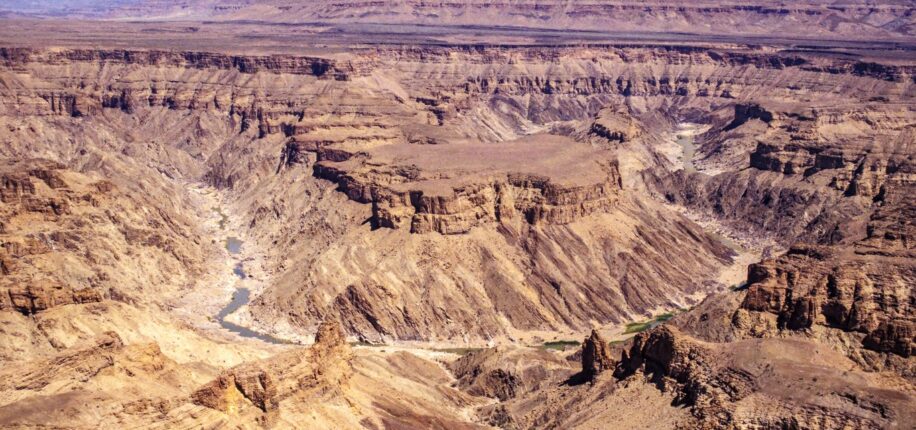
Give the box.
[738,245,914,358]
[733,182,916,362]
[441,135,914,428]
[312,135,623,234]
[588,177,915,426]
[246,199,733,343]
[643,96,915,360]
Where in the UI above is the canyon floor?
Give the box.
[0,4,914,429]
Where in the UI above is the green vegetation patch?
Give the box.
[624,311,677,334]
[541,340,581,350]
[624,321,653,334]
[655,312,675,322]
[432,347,485,356]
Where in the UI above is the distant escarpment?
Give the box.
[0,47,374,79]
[2,45,910,143]
[104,1,916,40]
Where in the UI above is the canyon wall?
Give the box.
[1,41,912,343]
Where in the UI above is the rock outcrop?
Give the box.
[450,346,571,401]
[589,107,644,143]
[616,326,714,406]
[736,244,915,357]
[1,279,104,315]
[191,318,352,417]
[0,159,208,316]
[312,135,623,234]
[581,329,615,381]
[614,325,915,429]
[191,368,278,413]
[724,103,773,131]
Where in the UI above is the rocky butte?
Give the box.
[0,1,913,429]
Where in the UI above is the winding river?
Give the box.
[217,237,286,344]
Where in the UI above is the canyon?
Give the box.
[0,2,913,429]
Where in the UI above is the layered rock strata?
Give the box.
[1,38,911,344]
[312,135,623,234]
[0,159,207,316]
